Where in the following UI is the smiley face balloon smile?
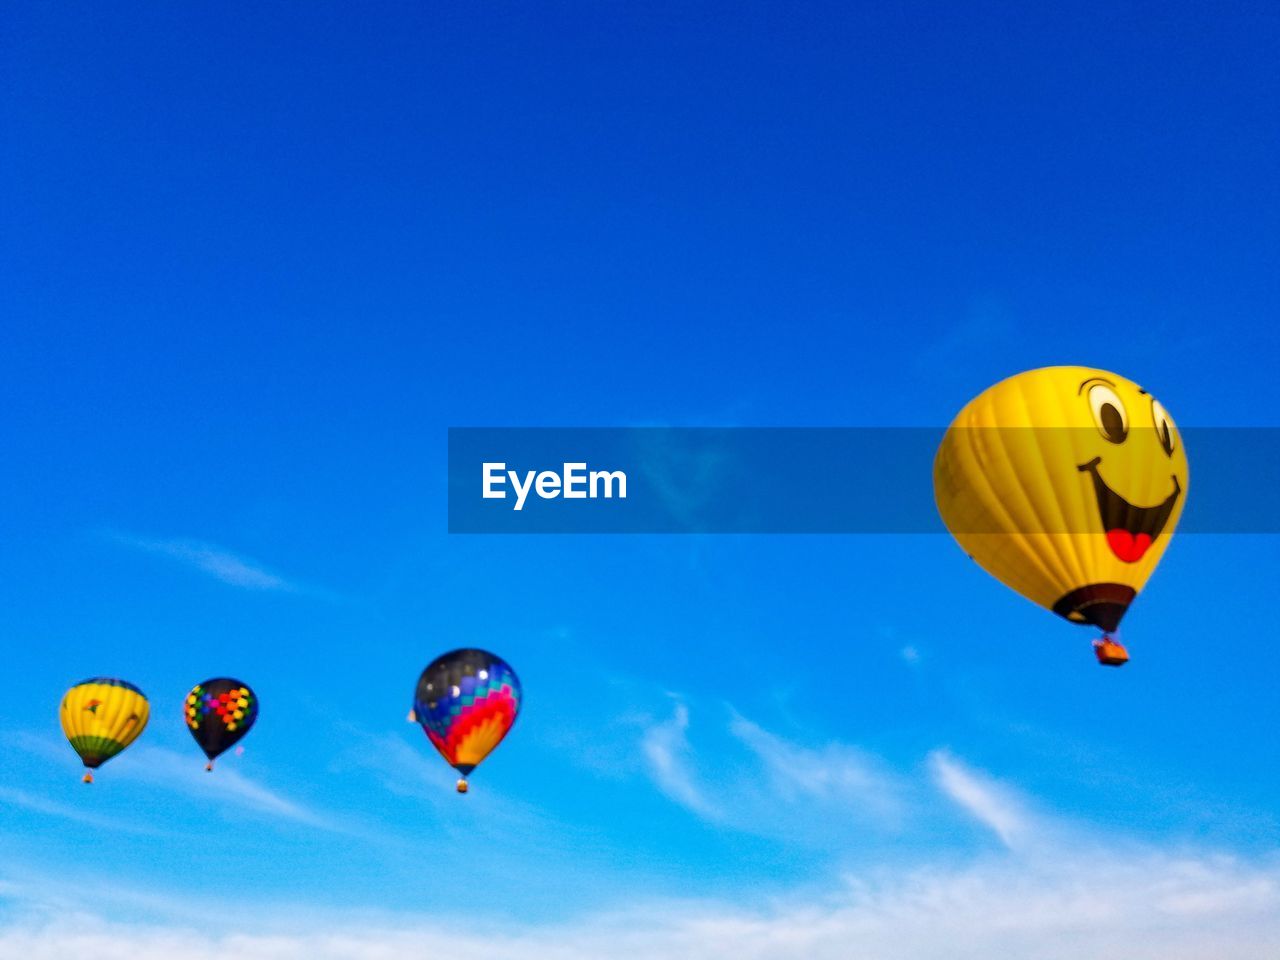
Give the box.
[1077,456,1180,563]
[934,366,1189,662]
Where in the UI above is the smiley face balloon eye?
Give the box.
[1151,398,1175,457]
[1088,383,1128,443]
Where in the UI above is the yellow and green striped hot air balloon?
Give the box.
[60,678,150,782]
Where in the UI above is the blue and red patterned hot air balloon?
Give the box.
[412,649,521,793]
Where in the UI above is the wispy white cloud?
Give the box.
[6,713,1280,958]
[1,731,346,836]
[109,533,296,591]
[635,702,905,839]
[728,713,904,824]
[929,749,1032,849]
[334,728,456,799]
[0,787,165,836]
[2,845,1279,959]
[331,727,542,824]
[1,730,72,765]
[128,745,342,832]
[640,700,720,820]
[331,726,611,859]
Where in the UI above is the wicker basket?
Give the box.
[1093,638,1130,666]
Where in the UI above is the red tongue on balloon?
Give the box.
[1107,529,1152,563]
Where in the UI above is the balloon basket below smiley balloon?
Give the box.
[1093,637,1130,667]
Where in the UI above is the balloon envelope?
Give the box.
[185,678,258,761]
[414,649,521,777]
[934,366,1188,633]
[60,678,149,773]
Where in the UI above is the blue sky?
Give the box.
[2,2,1279,956]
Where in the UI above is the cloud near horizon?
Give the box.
[6,709,1278,958]
[3,841,1278,960]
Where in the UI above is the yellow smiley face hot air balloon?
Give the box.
[934,367,1188,665]
[60,678,150,782]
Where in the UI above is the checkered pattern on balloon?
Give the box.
[414,654,521,778]
[186,683,258,745]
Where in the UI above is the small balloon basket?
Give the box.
[1093,636,1130,666]
[456,779,469,794]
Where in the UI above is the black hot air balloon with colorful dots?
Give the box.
[185,678,258,771]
